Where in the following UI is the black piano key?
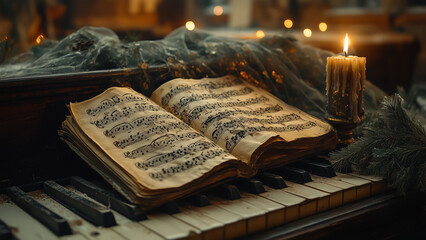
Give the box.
[295,161,336,178]
[160,201,180,214]
[6,186,72,236]
[274,166,312,184]
[70,176,146,221]
[311,156,333,165]
[211,184,241,200]
[0,219,14,240]
[234,178,266,194]
[43,181,116,227]
[188,194,210,207]
[255,172,287,189]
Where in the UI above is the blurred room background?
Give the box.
[1,0,426,93]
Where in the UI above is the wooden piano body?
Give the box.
[0,70,424,240]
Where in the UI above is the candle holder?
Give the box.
[325,115,364,145]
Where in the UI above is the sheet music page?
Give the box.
[151,76,332,163]
[70,87,237,190]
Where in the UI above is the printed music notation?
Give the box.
[152,76,324,160]
[77,90,233,182]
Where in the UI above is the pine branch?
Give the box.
[330,94,426,195]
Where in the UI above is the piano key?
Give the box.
[211,184,241,200]
[310,175,357,204]
[294,161,336,178]
[281,181,330,217]
[188,194,210,207]
[0,195,85,240]
[233,178,266,194]
[160,201,180,215]
[255,172,286,189]
[29,190,127,240]
[274,166,312,184]
[0,219,14,240]
[43,181,117,227]
[238,192,285,228]
[186,203,246,239]
[172,205,223,240]
[348,173,387,195]
[208,195,267,235]
[258,186,305,222]
[333,173,372,200]
[303,181,343,209]
[140,213,202,240]
[70,176,147,221]
[6,186,73,236]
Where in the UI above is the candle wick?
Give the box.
[344,51,347,57]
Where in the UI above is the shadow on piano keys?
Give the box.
[0,160,424,240]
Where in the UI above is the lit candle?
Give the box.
[326,34,366,123]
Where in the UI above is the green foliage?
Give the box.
[330,94,426,194]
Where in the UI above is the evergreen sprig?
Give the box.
[329,94,426,194]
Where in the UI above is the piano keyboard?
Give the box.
[0,161,390,240]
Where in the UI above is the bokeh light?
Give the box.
[284,19,293,29]
[185,21,195,31]
[256,30,265,39]
[303,28,312,38]
[213,6,223,16]
[319,22,327,32]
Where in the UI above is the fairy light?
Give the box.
[303,28,312,38]
[256,30,265,39]
[36,34,45,44]
[284,19,293,29]
[319,22,328,32]
[185,21,195,31]
[213,6,223,16]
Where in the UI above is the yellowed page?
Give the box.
[70,87,237,190]
[151,76,332,163]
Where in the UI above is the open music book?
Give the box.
[59,76,337,209]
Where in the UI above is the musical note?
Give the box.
[142,148,229,181]
[124,132,203,159]
[135,140,217,169]
[113,122,190,149]
[161,77,242,105]
[86,93,146,117]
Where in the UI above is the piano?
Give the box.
[0,69,424,240]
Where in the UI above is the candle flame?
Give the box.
[343,33,349,55]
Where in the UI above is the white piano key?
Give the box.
[172,206,224,240]
[259,186,305,223]
[29,191,126,240]
[188,203,246,240]
[141,213,201,240]
[334,173,372,200]
[0,194,85,240]
[208,195,267,235]
[282,181,330,217]
[348,173,387,195]
[238,192,285,229]
[304,181,343,209]
[310,175,357,204]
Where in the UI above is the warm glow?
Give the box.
[319,22,327,32]
[284,19,293,29]
[343,33,349,55]
[256,30,265,39]
[0,35,7,42]
[185,21,195,31]
[36,34,45,44]
[213,5,223,16]
[303,28,312,38]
